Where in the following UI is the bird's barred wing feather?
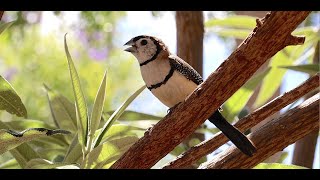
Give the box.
[168,55,203,85]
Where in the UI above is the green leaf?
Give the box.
[253,163,308,169]
[278,64,319,75]
[123,120,158,130]
[9,144,39,168]
[0,21,15,35]
[255,52,291,107]
[223,68,271,120]
[93,85,146,148]
[5,119,55,130]
[0,158,20,169]
[63,134,83,163]
[0,75,27,118]
[0,128,70,155]
[87,70,107,150]
[195,127,219,135]
[105,110,163,121]
[83,136,138,169]
[0,121,40,168]
[25,158,78,169]
[209,28,252,39]
[95,124,144,143]
[170,144,187,157]
[277,152,289,163]
[64,34,88,152]
[3,119,69,148]
[205,15,256,29]
[44,84,77,132]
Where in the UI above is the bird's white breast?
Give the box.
[140,60,198,108]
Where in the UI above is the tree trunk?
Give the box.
[175,11,204,168]
[292,41,319,168]
[111,11,310,169]
[176,11,203,75]
[200,93,319,169]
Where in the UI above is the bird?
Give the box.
[124,35,256,156]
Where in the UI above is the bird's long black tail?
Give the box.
[208,110,257,156]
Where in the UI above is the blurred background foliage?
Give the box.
[0,11,142,122]
[0,11,319,169]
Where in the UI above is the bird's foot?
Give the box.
[145,124,155,135]
[167,102,182,114]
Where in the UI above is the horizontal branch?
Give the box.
[200,93,320,169]
[111,11,311,169]
[164,73,319,168]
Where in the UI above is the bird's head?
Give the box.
[124,35,169,64]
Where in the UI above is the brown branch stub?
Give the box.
[163,73,319,168]
[256,18,263,27]
[111,11,311,169]
[200,93,319,169]
[285,35,305,46]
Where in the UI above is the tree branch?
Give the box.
[111,11,311,169]
[292,40,320,168]
[200,93,319,169]
[164,73,319,168]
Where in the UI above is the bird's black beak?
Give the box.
[124,39,136,53]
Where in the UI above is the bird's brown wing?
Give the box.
[168,54,203,85]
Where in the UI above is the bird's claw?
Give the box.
[167,102,182,114]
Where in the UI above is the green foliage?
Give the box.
[82,136,138,169]
[222,68,271,121]
[52,37,146,168]
[278,64,319,75]
[45,85,77,132]
[206,12,320,114]
[87,70,107,150]
[253,163,308,169]
[0,25,149,168]
[0,127,70,155]
[206,15,256,29]
[93,85,146,148]
[0,75,27,118]
[0,21,15,35]
[64,34,89,153]
[25,158,77,169]
[105,110,162,121]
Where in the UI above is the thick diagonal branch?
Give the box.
[111,11,311,169]
[200,93,319,169]
[164,73,319,168]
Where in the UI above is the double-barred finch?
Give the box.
[124,35,257,156]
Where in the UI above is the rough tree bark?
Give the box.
[164,73,319,168]
[292,41,320,168]
[235,11,283,164]
[200,93,319,169]
[111,11,311,169]
[175,11,205,168]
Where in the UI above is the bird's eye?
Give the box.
[140,40,148,46]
